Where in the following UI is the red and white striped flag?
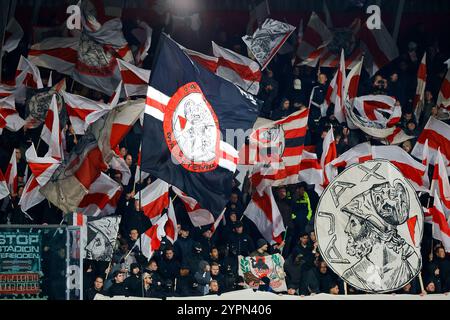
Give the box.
[134,144,150,184]
[358,17,399,76]
[117,59,151,97]
[320,126,337,189]
[182,46,219,74]
[250,109,309,193]
[437,67,450,112]
[430,190,450,252]
[2,18,23,53]
[18,175,45,213]
[135,179,170,224]
[344,57,363,100]
[77,172,122,217]
[243,186,285,244]
[28,37,79,76]
[430,148,450,215]
[4,149,18,195]
[382,127,415,145]
[72,212,88,227]
[0,170,9,200]
[333,50,346,123]
[138,214,168,260]
[210,209,225,235]
[25,144,61,187]
[352,95,397,124]
[165,198,178,244]
[296,12,332,67]
[40,95,63,160]
[133,21,153,67]
[372,145,429,192]
[299,150,323,186]
[0,95,25,134]
[331,142,373,169]
[171,186,215,227]
[211,41,261,95]
[109,155,131,186]
[61,91,110,135]
[413,53,427,121]
[15,55,43,89]
[412,117,450,172]
[0,84,15,98]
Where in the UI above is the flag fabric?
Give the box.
[171,186,215,227]
[4,149,18,195]
[296,12,333,67]
[137,214,168,260]
[61,90,110,135]
[165,198,178,243]
[242,18,296,70]
[141,34,259,217]
[77,172,122,217]
[117,59,151,97]
[94,99,144,158]
[24,144,61,187]
[133,21,153,66]
[250,109,309,193]
[319,127,337,191]
[331,143,427,191]
[18,175,45,213]
[15,56,44,89]
[0,171,9,200]
[332,50,346,123]
[298,150,323,186]
[0,84,15,98]
[344,57,363,100]
[73,13,134,95]
[412,117,450,171]
[372,145,429,192]
[211,41,261,95]
[40,138,108,213]
[358,17,399,76]
[437,67,450,113]
[28,37,79,75]
[109,156,131,186]
[430,190,450,252]
[413,54,427,121]
[134,144,150,184]
[0,95,25,134]
[135,179,170,224]
[430,148,450,215]
[345,95,399,139]
[243,187,285,244]
[210,209,225,235]
[182,46,219,74]
[84,215,121,261]
[331,142,373,168]
[382,127,415,145]
[2,18,23,53]
[24,78,66,129]
[40,95,63,160]
[296,13,361,69]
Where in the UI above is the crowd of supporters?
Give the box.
[1,8,450,299]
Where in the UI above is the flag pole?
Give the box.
[418,272,426,294]
[344,281,348,295]
[279,229,288,255]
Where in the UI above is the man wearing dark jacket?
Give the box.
[194,261,212,296]
[85,277,105,300]
[124,263,143,296]
[107,271,129,297]
[175,264,196,297]
[227,221,255,257]
[174,225,194,265]
[187,242,205,274]
[210,262,226,294]
[159,247,181,284]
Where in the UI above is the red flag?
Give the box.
[413,53,427,121]
[5,149,18,195]
[138,214,168,260]
[430,190,450,252]
[171,186,215,227]
[430,148,450,215]
[0,170,9,200]
[118,59,151,97]
[136,179,170,224]
[243,187,285,244]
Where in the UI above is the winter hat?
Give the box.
[294,79,302,90]
[256,238,268,249]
